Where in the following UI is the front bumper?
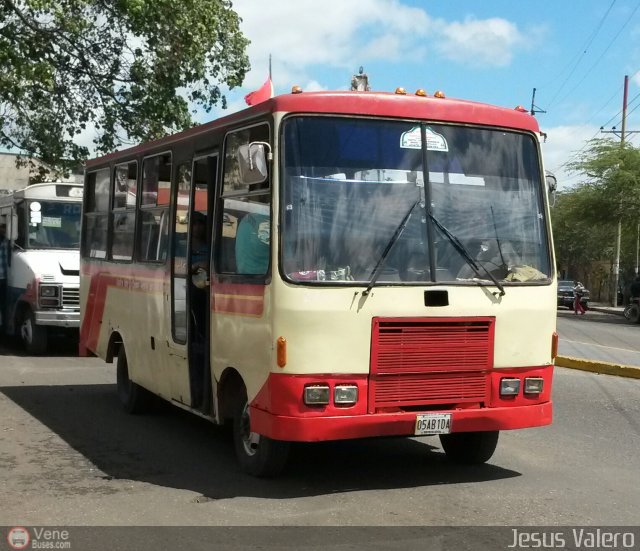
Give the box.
[249,366,554,442]
[34,310,80,328]
[251,401,552,442]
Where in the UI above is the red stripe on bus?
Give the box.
[80,266,165,354]
[211,282,265,316]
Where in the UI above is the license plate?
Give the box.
[415,413,452,435]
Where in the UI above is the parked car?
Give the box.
[557,280,589,310]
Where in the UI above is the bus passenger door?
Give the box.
[168,155,218,415]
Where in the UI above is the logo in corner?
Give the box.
[7,527,30,550]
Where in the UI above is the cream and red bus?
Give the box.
[80,88,556,476]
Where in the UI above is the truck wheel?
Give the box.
[233,395,289,477]
[116,346,153,414]
[439,430,499,464]
[18,309,47,355]
[624,304,640,323]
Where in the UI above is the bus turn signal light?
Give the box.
[277,336,287,367]
[551,331,558,360]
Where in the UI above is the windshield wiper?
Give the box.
[428,213,505,296]
[363,199,421,295]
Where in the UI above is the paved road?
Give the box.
[557,308,640,366]
[1,338,639,528]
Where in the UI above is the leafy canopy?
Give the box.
[553,138,640,283]
[566,138,640,221]
[0,0,250,174]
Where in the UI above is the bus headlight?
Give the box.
[304,385,330,405]
[334,385,358,405]
[39,285,59,298]
[39,285,61,307]
[500,378,520,396]
[524,377,544,395]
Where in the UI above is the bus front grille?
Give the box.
[370,317,494,410]
[62,287,80,308]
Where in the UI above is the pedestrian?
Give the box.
[573,280,586,315]
[0,222,9,331]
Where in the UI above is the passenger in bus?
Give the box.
[235,212,270,275]
[190,212,209,273]
[189,212,209,408]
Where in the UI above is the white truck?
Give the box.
[0,183,83,353]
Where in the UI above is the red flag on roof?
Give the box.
[244,77,274,106]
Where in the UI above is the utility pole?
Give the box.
[600,75,640,306]
[530,88,546,117]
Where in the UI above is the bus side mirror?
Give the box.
[237,142,271,186]
[546,173,557,194]
[11,213,19,241]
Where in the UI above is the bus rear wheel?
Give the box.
[18,308,47,355]
[233,397,289,477]
[116,346,153,414]
[439,430,499,464]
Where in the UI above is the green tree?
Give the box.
[0,0,250,176]
[566,138,640,223]
[557,138,640,301]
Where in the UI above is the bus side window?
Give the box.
[235,212,270,275]
[219,212,238,273]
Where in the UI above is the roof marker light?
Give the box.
[434,90,446,99]
[514,105,528,112]
[395,87,407,95]
[415,89,427,97]
[291,85,303,94]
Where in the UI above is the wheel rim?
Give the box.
[240,403,260,457]
[20,315,33,344]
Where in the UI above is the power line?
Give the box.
[545,0,617,109]
[549,85,640,174]
[552,0,640,109]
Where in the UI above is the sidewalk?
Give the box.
[587,302,625,316]
[555,302,640,379]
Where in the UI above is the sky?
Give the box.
[207,0,640,190]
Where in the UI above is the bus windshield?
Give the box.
[26,201,82,250]
[281,116,551,285]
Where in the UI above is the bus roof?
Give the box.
[86,91,541,168]
[0,182,83,205]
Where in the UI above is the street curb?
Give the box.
[589,306,625,317]
[555,355,640,379]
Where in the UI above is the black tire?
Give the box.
[18,308,47,355]
[624,304,640,323]
[439,430,499,464]
[116,346,153,414]
[233,395,289,477]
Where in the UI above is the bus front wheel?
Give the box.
[233,398,289,477]
[439,430,499,464]
[116,346,153,414]
[18,308,47,355]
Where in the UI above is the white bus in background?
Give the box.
[0,183,83,353]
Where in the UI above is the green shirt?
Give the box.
[235,213,270,275]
